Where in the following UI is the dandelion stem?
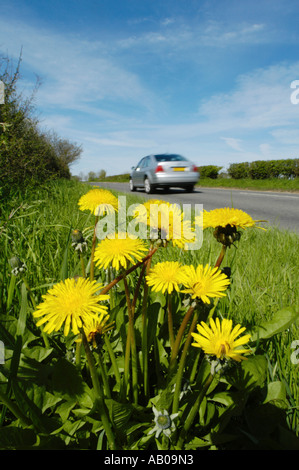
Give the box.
[189,347,201,384]
[132,262,147,311]
[177,372,214,449]
[215,245,227,268]
[22,276,50,349]
[90,215,99,281]
[106,267,115,310]
[123,277,138,404]
[167,293,175,349]
[96,351,112,399]
[80,327,116,450]
[123,325,131,401]
[99,247,158,295]
[0,389,32,427]
[141,251,153,401]
[75,341,82,370]
[104,334,121,387]
[172,311,199,414]
[169,304,196,374]
[80,253,86,278]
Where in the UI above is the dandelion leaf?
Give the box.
[250,306,299,342]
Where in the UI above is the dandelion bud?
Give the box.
[71,229,85,243]
[71,229,88,252]
[9,256,21,269]
[213,225,242,247]
[9,256,26,276]
[221,267,231,279]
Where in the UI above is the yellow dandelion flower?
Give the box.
[133,199,171,228]
[33,277,109,337]
[134,199,194,248]
[170,212,195,249]
[78,188,118,215]
[146,261,186,294]
[191,317,251,362]
[82,312,115,349]
[94,232,148,271]
[197,207,265,230]
[180,264,230,303]
[194,208,266,247]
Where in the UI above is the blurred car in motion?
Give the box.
[129,154,199,193]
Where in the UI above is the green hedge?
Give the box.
[228,159,299,180]
[198,165,223,179]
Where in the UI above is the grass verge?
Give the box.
[198,177,299,192]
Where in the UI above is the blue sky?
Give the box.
[1,0,299,177]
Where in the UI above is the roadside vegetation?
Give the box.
[0,179,298,449]
[198,177,299,192]
[0,54,82,202]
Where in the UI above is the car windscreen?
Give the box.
[153,154,188,162]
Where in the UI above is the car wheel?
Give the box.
[144,177,154,194]
[129,179,136,191]
[185,184,194,192]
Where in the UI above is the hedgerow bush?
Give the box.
[228,159,299,180]
[198,165,223,179]
[0,55,81,200]
[227,162,250,179]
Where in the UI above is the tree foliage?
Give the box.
[0,54,82,199]
[45,130,82,167]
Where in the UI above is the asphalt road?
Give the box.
[92,182,299,233]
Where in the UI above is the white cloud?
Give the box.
[198,62,299,132]
[259,143,272,157]
[200,21,267,47]
[271,128,299,145]
[116,18,268,57]
[221,137,243,151]
[0,18,157,113]
[84,133,157,148]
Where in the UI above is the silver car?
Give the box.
[129,154,199,193]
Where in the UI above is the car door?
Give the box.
[140,156,151,186]
[132,158,144,186]
[138,157,149,185]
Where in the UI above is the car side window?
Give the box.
[142,157,150,168]
[136,158,144,169]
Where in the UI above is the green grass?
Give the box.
[94,173,299,192]
[101,173,131,183]
[1,179,299,446]
[198,177,299,192]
